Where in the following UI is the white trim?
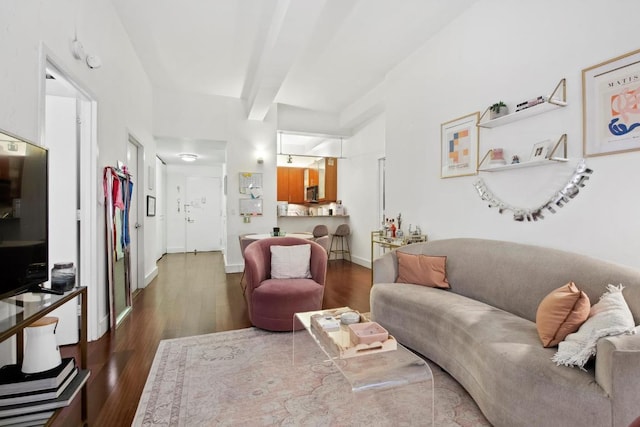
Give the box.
[144,266,158,287]
[127,132,146,294]
[39,43,101,342]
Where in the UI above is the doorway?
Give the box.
[43,59,98,341]
[185,176,222,252]
[165,170,222,253]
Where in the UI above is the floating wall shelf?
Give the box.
[477,134,568,172]
[477,79,567,128]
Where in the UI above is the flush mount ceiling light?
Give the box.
[178,153,198,162]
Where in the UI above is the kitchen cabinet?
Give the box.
[323,157,337,202]
[277,167,305,203]
[278,158,337,204]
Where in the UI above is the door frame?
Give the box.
[38,45,101,340]
[127,133,145,291]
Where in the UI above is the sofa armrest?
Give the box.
[373,252,398,284]
[596,326,640,427]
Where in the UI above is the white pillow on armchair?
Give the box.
[270,244,312,279]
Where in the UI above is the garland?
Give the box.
[473,160,593,221]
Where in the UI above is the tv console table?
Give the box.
[0,286,88,426]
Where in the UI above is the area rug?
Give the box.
[133,328,490,426]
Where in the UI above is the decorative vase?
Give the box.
[21,317,62,374]
[490,106,509,120]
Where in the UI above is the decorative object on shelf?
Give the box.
[51,262,76,293]
[478,79,567,128]
[516,95,548,112]
[440,111,480,178]
[489,101,508,119]
[21,318,62,374]
[582,48,640,157]
[473,160,594,221]
[511,155,520,164]
[529,140,550,161]
[490,148,507,165]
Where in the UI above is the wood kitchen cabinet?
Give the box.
[277,167,305,203]
[277,158,337,204]
[323,157,337,202]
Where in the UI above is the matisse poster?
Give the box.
[440,112,479,178]
[583,49,640,157]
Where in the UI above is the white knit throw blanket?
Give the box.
[552,284,636,369]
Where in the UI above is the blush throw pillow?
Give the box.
[270,244,312,279]
[396,252,449,289]
[553,284,636,369]
[536,282,591,348]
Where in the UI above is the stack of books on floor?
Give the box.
[0,357,90,427]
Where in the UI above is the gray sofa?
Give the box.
[371,238,640,427]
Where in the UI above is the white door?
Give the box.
[185,176,221,252]
[127,140,139,291]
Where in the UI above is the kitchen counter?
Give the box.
[278,215,349,218]
[276,215,350,234]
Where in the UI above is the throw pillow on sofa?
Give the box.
[536,282,590,347]
[270,244,312,279]
[396,252,449,289]
[553,284,636,369]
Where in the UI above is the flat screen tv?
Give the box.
[0,131,49,301]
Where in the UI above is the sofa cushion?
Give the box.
[553,284,636,368]
[536,282,591,348]
[270,244,311,279]
[396,252,449,289]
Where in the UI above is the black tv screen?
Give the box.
[0,133,48,300]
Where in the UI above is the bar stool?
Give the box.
[312,224,328,238]
[329,224,351,261]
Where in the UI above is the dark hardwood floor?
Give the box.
[54,253,371,426]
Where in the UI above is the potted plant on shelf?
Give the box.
[489,101,508,119]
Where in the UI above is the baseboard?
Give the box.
[144,266,158,287]
[225,263,244,274]
[328,254,370,269]
[167,246,186,253]
[96,314,110,341]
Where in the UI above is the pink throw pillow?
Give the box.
[536,282,590,348]
[396,252,449,289]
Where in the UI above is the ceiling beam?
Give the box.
[243,0,327,121]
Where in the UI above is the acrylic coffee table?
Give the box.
[293,308,434,425]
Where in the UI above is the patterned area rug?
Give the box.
[133,328,490,426]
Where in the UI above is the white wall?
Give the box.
[0,0,155,340]
[348,0,640,269]
[339,114,386,266]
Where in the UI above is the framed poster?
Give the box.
[583,48,640,157]
[441,112,480,178]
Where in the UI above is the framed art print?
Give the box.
[583,48,640,157]
[530,140,550,161]
[441,112,479,178]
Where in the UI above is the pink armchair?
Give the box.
[243,237,328,331]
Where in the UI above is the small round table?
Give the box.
[245,233,314,240]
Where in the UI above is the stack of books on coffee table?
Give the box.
[0,357,90,426]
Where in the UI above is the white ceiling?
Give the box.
[110,0,476,165]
